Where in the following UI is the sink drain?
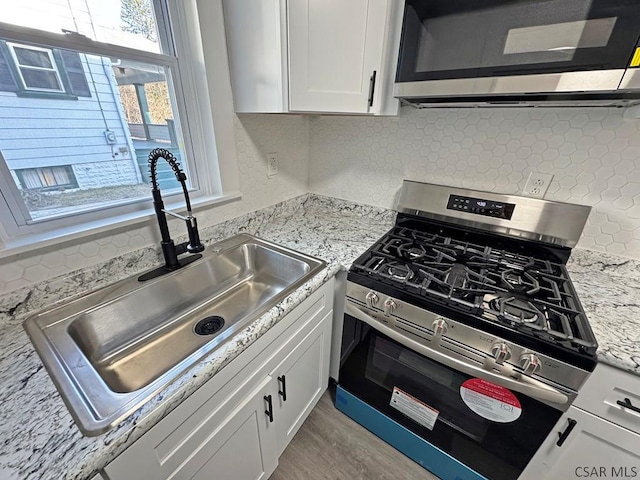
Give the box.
[195,316,225,336]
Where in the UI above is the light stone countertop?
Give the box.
[0,193,638,480]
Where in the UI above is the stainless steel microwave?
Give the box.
[394,0,640,106]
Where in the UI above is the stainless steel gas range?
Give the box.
[336,180,597,480]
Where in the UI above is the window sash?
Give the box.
[7,42,64,92]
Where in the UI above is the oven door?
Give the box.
[395,0,640,97]
[338,313,563,480]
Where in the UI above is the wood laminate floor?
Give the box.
[271,388,440,480]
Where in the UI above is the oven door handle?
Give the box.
[346,303,569,406]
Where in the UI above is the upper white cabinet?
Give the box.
[223,0,402,115]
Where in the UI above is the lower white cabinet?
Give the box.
[103,279,333,480]
[520,406,640,479]
[270,311,331,455]
[171,376,279,480]
[521,363,640,479]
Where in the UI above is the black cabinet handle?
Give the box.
[368,70,377,108]
[278,375,287,402]
[617,397,640,414]
[556,418,577,446]
[264,395,273,423]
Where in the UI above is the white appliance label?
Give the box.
[460,378,522,423]
[390,387,439,430]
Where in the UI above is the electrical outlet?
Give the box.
[267,153,278,178]
[523,172,554,199]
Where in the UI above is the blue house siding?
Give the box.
[0,53,140,189]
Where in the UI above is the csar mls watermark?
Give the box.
[574,466,638,478]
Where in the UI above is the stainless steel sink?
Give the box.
[24,234,325,436]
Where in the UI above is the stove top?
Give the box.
[349,226,598,361]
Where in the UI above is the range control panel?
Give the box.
[447,195,515,220]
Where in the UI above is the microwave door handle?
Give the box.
[346,303,569,405]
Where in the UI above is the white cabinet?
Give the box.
[288,0,387,113]
[520,407,640,479]
[223,0,403,115]
[270,311,331,455]
[168,376,279,480]
[521,363,640,480]
[103,279,334,480]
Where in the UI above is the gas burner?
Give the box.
[444,263,471,288]
[501,269,540,295]
[400,243,427,260]
[386,263,414,282]
[487,295,544,324]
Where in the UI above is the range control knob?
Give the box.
[520,353,542,375]
[432,318,448,337]
[383,298,397,316]
[491,342,512,365]
[365,291,379,308]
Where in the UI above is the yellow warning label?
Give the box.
[630,48,640,67]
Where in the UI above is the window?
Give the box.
[0,0,221,245]
[16,166,78,190]
[8,43,64,92]
[0,41,92,98]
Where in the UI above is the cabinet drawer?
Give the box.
[575,363,640,434]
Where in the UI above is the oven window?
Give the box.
[339,317,562,480]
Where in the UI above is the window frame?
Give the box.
[15,165,78,190]
[7,42,64,93]
[0,0,227,248]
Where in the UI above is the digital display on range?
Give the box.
[446,195,515,220]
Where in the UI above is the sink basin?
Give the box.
[24,234,325,436]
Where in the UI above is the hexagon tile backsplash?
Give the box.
[308,106,640,259]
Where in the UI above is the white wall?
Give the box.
[309,106,640,258]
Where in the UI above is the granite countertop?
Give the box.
[1,193,639,480]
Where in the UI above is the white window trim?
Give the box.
[7,42,64,92]
[0,191,242,259]
[0,0,241,255]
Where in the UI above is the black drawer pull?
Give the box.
[264,395,273,423]
[278,375,287,402]
[556,418,577,446]
[617,397,640,414]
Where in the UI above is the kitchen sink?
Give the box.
[24,234,326,436]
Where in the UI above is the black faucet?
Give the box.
[138,148,205,282]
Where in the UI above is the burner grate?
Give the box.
[350,225,598,356]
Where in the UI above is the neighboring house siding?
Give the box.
[72,159,140,189]
[0,53,140,190]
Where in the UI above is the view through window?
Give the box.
[0,0,189,224]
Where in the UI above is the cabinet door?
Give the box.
[520,406,640,480]
[288,0,388,113]
[172,376,279,480]
[271,311,332,455]
[106,376,279,480]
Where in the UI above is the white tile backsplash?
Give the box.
[0,114,309,294]
[308,106,640,258]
